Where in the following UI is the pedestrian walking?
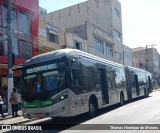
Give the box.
[0,95,5,118]
[10,88,19,117]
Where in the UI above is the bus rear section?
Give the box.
[125,66,152,101]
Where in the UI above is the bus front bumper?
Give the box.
[22,103,69,119]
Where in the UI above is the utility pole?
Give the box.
[145,45,148,71]
[7,0,13,115]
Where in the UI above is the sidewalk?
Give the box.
[0,110,22,120]
[0,110,34,125]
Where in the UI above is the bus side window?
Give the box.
[71,69,81,86]
[106,69,116,90]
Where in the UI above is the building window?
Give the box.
[114,7,120,17]
[0,4,36,60]
[105,43,113,57]
[153,54,159,67]
[12,38,19,57]
[12,10,18,31]
[114,30,121,41]
[4,6,18,31]
[115,51,122,60]
[4,6,7,32]
[40,10,46,15]
[20,40,32,59]
[46,24,59,44]
[94,37,104,54]
[74,40,82,50]
[139,63,144,69]
[4,38,18,57]
[50,33,58,43]
[19,12,32,36]
[47,33,59,44]
[0,7,2,31]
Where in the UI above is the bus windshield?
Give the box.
[22,63,67,101]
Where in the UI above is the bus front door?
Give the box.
[99,69,109,105]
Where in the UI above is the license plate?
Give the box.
[34,113,42,118]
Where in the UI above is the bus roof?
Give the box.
[23,49,72,66]
[126,66,151,74]
[23,49,124,68]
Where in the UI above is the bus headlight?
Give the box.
[54,92,68,104]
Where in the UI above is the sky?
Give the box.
[39,0,160,53]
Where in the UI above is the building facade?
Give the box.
[38,19,87,54]
[42,0,124,64]
[38,19,65,54]
[0,0,39,107]
[148,48,160,81]
[39,7,47,19]
[132,47,160,81]
[123,45,132,66]
[132,47,146,69]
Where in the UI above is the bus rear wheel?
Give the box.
[88,98,97,118]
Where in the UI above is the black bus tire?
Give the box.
[88,97,97,118]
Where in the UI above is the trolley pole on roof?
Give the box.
[7,0,14,115]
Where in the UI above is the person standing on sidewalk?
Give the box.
[10,88,19,117]
[0,95,5,118]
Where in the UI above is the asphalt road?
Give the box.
[26,90,160,133]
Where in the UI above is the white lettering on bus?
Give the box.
[26,64,57,74]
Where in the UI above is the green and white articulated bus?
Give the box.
[21,49,152,119]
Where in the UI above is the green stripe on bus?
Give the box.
[23,99,53,108]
